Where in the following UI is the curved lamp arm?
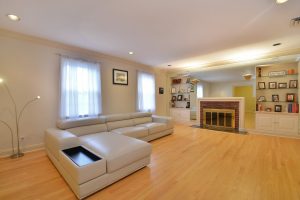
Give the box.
[0,120,15,154]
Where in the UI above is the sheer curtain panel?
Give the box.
[137,71,156,112]
[60,57,101,119]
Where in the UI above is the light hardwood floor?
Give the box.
[1,124,300,200]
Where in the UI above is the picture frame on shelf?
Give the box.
[171,96,176,101]
[272,94,279,102]
[186,102,190,108]
[257,96,266,102]
[278,82,287,89]
[286,93,296,102]
[289,80,298,88]
[113,69,128,85]
[269,82,277,89]
[177,95,183,101]
[171,87,176,94]
[258,82,265,89]
[268,70,286,77]
[274,105,282,112]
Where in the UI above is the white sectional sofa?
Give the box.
[45,112,173,199]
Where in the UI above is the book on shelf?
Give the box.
[288,103,299,113]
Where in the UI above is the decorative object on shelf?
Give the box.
[171,96,176,101]
[287,69,295,75]
[257,104,263,111]
[159,87,164,94]
[289,80,298,88]
[186,77,190,83]
[286,93,296,102]
[190,84,195,92]
[257,68,262,77]
[242,73,253,80]
[171,101,175,107]
[274,105,282,112]
[172,79,181,84]
[278,82,287,88]
[269,82,277,89]
[187,88,191,93]
[171,87,176,93]
[265,107,272,112]
[258,82,266,89]
[272,94,279,102]
[268,70,286,77]
[113,69,128,85]
[0,78,40,158]
[177,95,183,101]
[257,96,266,102]
[186,102,190,108]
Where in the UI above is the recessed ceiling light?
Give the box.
[6,14,21,21]
[129,51,134,55]
[168,64,172,67]
[273,43,281,46]
[276,0,288,4]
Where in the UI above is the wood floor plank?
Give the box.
[1,124,300,200]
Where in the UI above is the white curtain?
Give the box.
[197,83,204,98]
[60,57,102,119]
[137,71,156,113]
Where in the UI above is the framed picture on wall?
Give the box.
[113,69,128,85]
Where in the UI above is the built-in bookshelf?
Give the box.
[170,77,195,109]
[256,63,299,113]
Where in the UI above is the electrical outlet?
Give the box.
[20,136,25,141]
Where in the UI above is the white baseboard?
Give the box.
[0,143,45,158]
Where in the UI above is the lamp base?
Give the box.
[10,152,24,159]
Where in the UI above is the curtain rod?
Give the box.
[55,53,101,64]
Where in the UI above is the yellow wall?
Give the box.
[233,86,256,129]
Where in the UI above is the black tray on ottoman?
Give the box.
[62,146,101,167]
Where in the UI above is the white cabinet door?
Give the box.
[256,113,274,132]
[170,108,190,123]
[275,115,298,135]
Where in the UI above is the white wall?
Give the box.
[0,30,167,156]
[209,80,255,97]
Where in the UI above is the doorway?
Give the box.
[233,85,256,129]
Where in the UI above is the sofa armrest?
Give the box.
[45,128,80,160]
[152,115,174,129]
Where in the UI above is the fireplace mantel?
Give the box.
[197,97,245,131]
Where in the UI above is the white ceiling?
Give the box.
[0,0,300,69]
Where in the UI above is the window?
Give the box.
[60,57,101,119]
[137,71,155,112]
[197,83,204,98]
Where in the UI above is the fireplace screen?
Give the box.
[203,109,235,129]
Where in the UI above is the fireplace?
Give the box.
[197,97,245,132]
[203,109,235,130]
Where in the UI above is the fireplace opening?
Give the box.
[203,109,235,130]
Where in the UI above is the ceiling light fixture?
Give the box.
[276,0,288,4]
[6,14,21,21]
[168,64,172,67]
[128,51,134,55]
[273,43,281,46]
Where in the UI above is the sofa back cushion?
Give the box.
[57,117,106,129]
[130,112,152,118]
[106,119,134,131]
[133,117,152,125]
[67,123,108,137]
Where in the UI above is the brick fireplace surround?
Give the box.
[197,97,245,132]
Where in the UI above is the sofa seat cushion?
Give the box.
[79,133,151,173]
[137,122,168,135]
[111,126,148,138]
